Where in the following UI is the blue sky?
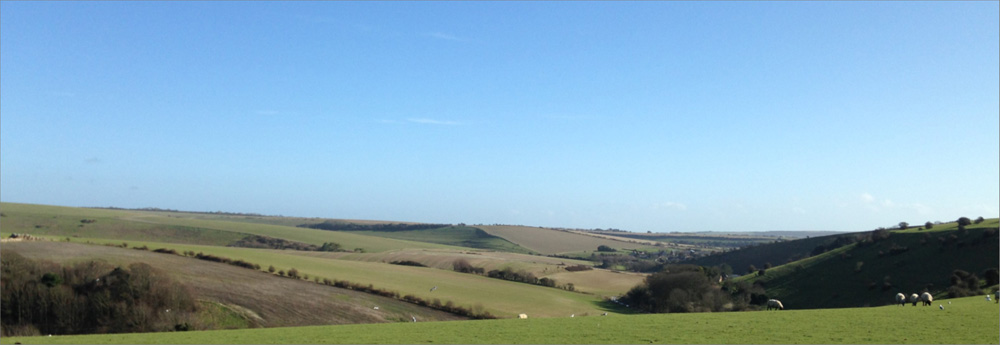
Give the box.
[2,1,998,232]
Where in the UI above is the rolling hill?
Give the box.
[1,241,466,329]
[708,219,999,309]
[476,225,667,255]
[0,203,639,325]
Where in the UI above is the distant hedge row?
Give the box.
[298,221,450,232]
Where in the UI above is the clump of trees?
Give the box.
[597,245,616,252]
[622,264,735,313]
[948,269,983,297]
[452,259,484,274]
[1,252,197,336]
[228,235,344,252]
[389,260,427,267]
[486,267,556,287]
[563,265,593,272]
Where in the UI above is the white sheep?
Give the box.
[766,299,784,311]
[920,292,933,306]
[908,293,919,306]
[895,293,906,306]
[518,313,528,319]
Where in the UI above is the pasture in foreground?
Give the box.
[3,295,996,344]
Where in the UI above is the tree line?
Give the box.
[228,235,345,252]
[298,221,450,232]
[451,259,568,290]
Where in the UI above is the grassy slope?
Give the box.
[1,241,465,328]
[690,235,839,273]
[29,236,620,318]
[600,232,777,247]
[477,225,664,255]
[2,203,641,311]
[345,226,534,254]
[4,295,996,344]
[1,203,455,253]
[0,203,246,246]
[733,220,1000,309]
[286,249,645,297]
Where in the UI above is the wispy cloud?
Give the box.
[860,192,875,203]
[424,32,465,42]
[652,202,687,211]
[407,118,461,126]
[859,192,932,214]
[84,157,102,164]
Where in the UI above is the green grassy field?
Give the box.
[4,295,996,344]
[344,226,535,254]
[0,203,247,246]
[0,202,459,253]
[281,248,642,296]
[477,225,665,255]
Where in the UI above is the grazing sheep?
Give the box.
[909,293,919,306]
[939,305,943,310]
[766,299,784,310]
[920,292,933,306]
[518,313,528,319]
[895,293,906,306]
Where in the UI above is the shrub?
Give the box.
[40,273,62,287]
[982,268,999,287]
[974,216,985,224]
[390,260,427,267]
[287,268,300,279]
[948,270,982,297]
[957,217,972,227]
[597,245,616,252]
[564,265,593,272]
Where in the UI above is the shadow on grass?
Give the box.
[591,298,642,314]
